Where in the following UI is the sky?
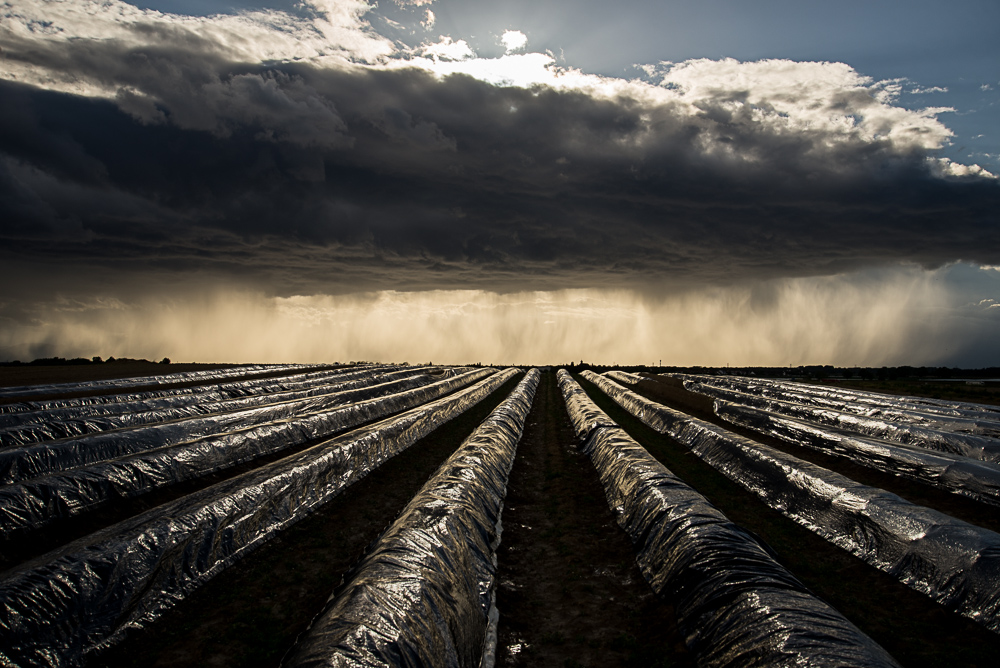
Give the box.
[1,0,998,366]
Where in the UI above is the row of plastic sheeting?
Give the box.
[716,400,1000,507]
[0,365,410,428]
[282,369,540,668]
[677,373,1000,419]
[0,365,382,418]
[0,370,474,486]
[0,363,322,400]
[0,368,519,668]
[0,366,434,447]
[681,373,1000,437]
[558,371,901,668]
[0,369,496,536]
[683,378,1000,464]
[584,371,1000,634]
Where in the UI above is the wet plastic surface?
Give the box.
[586,371,1000,635]
[0,370,479,486]
[716,400,1000,507]
[0,370,495,535]
[684,379,1000,464]
[0,369,519,668]
[559,371,901,668]
[283,369,539,668]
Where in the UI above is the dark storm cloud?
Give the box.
[1,24,998,304]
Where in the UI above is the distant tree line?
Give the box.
[0,356,171,366]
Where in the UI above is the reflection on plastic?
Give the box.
[585,371,1000,635]
[0,365,430,436]
[715,400,1000,507]
[560,371,900,668]
[0,369,472,485]
[684,378,1000,464]
[283,369,540,668]
[0,369,494,535]
[0,363,321,400]
[0,369,518,668]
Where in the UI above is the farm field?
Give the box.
[1,364,1000,666]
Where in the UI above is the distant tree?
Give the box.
[92,356,103,363]
[160,357,171,364]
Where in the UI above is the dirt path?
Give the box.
[494,370,694,667]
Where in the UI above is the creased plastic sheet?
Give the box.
[0,368,519,668]
[282,369,540,668]
[584,371,1000,634]
[0,365,408,428]
[716,400,1000,507]
[684,380,1000,464]
[0,366,439,447]
[559,371,900,668]
[679,374,1000,426]
[0,363,322,400]
[604,370,645,386]
[0,371,477,486]
[0,370,498,535]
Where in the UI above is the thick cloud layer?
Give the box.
[2,1,997,300]
[1,1,998,366]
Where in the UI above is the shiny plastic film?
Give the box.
[0,365,413,430]
[558,371,900,667]
[684,379,1000,464]
[584,371,1000,634]
[0,370,478,486]
[672,373,1000,419]
[283,369,540,668]
[0,368,448,450]
[0,368,519,668]
[0,363,321,400]
[0,370,497,535]
[715,400,1000,507]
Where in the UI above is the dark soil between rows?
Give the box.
[494,371,693,668]
[576,373,1000,668]
[93,373,524,668]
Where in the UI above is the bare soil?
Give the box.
[494,370,694,668]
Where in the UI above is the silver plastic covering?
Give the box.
[684,380,1000,464]
[0,370,497,535]
[715,400,1000,507]
[559,371,900,667]
[0,366,435,446]
[0,363,320,400]
[0,370,475,486]
[0,368,519,668]
[604,370,645,385]
[584,371,1000,634]
[672,373,1000,419]
[0,365,408,428]
[282,369,540,668]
